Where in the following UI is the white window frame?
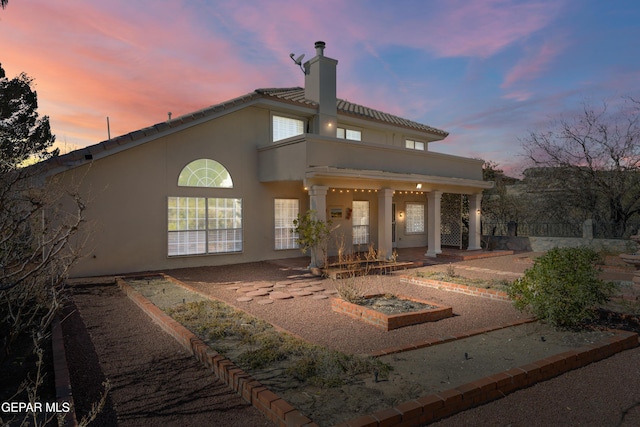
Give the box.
[337,127,362,141]
[168,197,242,256]
[178,159,233,188]
[273,115,304,142]
[274,199,300,250]
[352,200,370,245]
[405,202,425,234]
[405,139,425,151]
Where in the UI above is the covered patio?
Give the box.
[303,166,492,261]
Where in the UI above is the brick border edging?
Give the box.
[400,275,511,301]
[117,275,639,427]
[369,318,536,357]
[51,317,78,427]
[331,295,452,331]
[115,277,318,427]
[336,330,639,427]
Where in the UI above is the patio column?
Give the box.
[377,188,393,259]
[468,193,482,251]
[309,185,328,222]
[426,190,442,257]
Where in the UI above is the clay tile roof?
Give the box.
[41,86,447,173]
[257,87,448,136]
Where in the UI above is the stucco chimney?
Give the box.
[304,41,337,137]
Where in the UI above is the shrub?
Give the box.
[335,274,367,304]
[507,246,617,328]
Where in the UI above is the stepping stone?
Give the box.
[236,297,253,302]
[296,283,311,288]
[324,290,338,295]
[253,282,274,289]
[269,292,293,300]
[273,284,288,289]
[306,286,325,293]
[237,286,256,293]
[227,286,241,291]
[288,288,301,292]
[257,299,274,305]
[277,280,295,286]
[246,290,270,297]
[312,295,329,300]
[292,291,313,297]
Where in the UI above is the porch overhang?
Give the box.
[303,166,494,194]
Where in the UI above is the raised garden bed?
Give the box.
[323,260,417,279]
[331,294,453,331]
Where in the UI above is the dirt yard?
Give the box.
[61,253,640,426]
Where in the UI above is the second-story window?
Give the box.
[406,139,425,150]
[273,115,304,142]
[337,127,362,141]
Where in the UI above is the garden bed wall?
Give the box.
[114,274,639,427]
[399,275,510,302]
[331,294,452,331]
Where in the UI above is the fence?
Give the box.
[482,220,640,239]
[482,222,581,238]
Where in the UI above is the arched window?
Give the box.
[178,159,233,188]
[169,159,241,256]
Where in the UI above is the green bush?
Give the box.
[507,246,617,328]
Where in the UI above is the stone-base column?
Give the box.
[426,190,442,257]
[377,188,393,259]
[468,193,482,251]
[309,186,328,222]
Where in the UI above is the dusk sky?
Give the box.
[2,0,639,175]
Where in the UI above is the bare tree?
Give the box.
[481,161,522,233]
[0,165,89,426]
[521,97,640,237]
[0,63,107,426]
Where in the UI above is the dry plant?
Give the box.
[0,167,110,426]
[365,243,378,262]
[334,274,368,304]
[334,231,348,266]
[446,263,456,278]
[334,266,391,304]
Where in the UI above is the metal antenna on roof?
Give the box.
[289,52,306,74]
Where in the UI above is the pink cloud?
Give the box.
[418,0,563,58]
[502,38,568,90]
[0,0,569,155]
[502,90,534,102]
[1,0,279,147]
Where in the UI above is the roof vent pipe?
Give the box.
[315,41,325,56]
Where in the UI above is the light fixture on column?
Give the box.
[476,209,481,215]
[399,211,404,219]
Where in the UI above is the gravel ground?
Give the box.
[62,282,274,427]
[62,252,640,426]
[166,262,533,356]
[431,346,640,427]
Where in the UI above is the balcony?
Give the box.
[258,135,484,184]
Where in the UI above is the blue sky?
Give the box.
[1,0,639,175]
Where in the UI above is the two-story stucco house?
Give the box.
[42,41,492,278]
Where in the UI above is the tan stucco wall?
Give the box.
[53,103,484,277]
[57,107,309,277]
